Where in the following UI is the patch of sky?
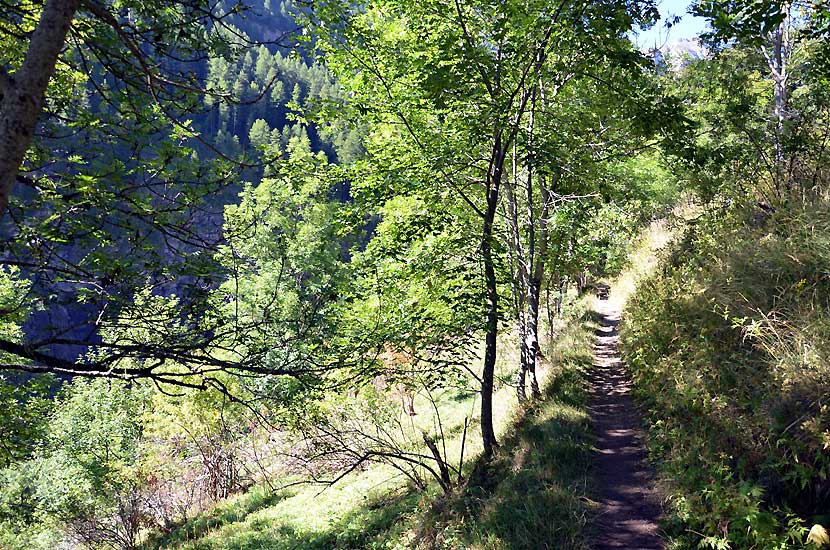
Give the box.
[630,0,709,50]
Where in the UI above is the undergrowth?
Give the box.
[414,305,597,550]
[621,202,830,549]
[155,301,598,550]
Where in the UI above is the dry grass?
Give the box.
[604,207,687,310]
[620,201,830,549]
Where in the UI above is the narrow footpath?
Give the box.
[588,298,663,550]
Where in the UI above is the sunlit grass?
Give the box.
[604,205,693,310]
[154,298,598,550]
[618,201,830,548]
[417,309,598,550]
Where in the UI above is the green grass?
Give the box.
[414,314,597,550]
[620,203,830,549]
[143,485,295,549]
[150,300,599,550]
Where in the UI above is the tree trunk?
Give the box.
[521,104,546,401]
[575,271,588,295]
[546,271,555,342]
[505,145,528,402]
[423,433,453,495]
[525,286,541,399]
[765,4,791,196]
[481,208,499,457]
[525,255,544,400]
[480,138,504,458]
[0,0,80,215]
[524,208,551,400]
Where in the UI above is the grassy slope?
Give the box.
[605,213,679,310]
[149,296,601,550]
[416,313,597,550]
[621,204,830,549]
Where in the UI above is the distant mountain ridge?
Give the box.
[650,38,708,70]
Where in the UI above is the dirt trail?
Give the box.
[588,298,663,550]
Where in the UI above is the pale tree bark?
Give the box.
[0,0,80,215]
[507,82,549,403]
[505,141,529,402]
[545,270,565,342]
[521,90,545,401]
[762,2,793,196]
[523,171,550,401]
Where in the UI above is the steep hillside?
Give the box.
[146,301,598,550]
[622,203,830,549]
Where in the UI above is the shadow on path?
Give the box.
[588,300,663,550]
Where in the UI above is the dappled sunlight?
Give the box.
[3,0,827,546]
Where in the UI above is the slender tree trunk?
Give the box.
[524,242,545,400]
[505,144,528,402]
[765,3,791,196]
[480,139,504,458]
[772,22,787,194]
[481,208,499,457]
[525,284,541,399]
[0,0,80,215]
[520,92,544,400]
[524,199,550,400]
[546,271,555,342]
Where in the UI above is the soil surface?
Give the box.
[588,299,663,550]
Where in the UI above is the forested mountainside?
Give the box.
[0,0,829,548]
[1,0,358,372]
